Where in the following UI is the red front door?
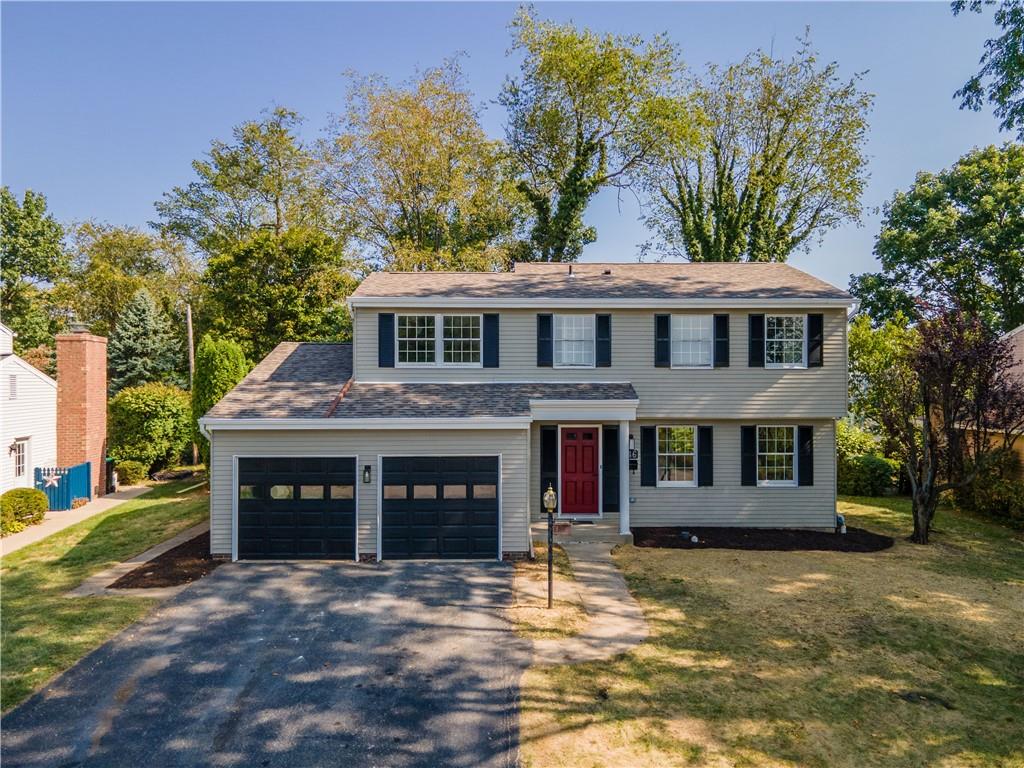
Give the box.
[561,427,599,515]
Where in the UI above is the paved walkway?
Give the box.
[1,486,151,557]
[522,542,649,665]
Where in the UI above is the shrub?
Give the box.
[839,454,900,496]
[114,460,148,486]
[1,488,49,535]
[192,334,249,466]
[108,382,192,472]
[954,450,1024,529]
[836,420,879,463]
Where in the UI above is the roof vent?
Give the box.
[567,264,575,278]
[603,268,612,275]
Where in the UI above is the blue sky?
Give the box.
[1,1,1009,290]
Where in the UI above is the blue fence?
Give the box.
[34,462,92,511]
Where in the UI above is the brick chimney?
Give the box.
[56,326,108,497]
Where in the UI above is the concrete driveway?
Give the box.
[1,561,530,768]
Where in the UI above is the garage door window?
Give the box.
[330,484,354,499]
[270,485,293,500]
[413,484,437,499]
[474,483,497,499]
[443,484,467,499]
[299,485,324,499]
[384,485,407,499]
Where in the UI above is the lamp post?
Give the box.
[542,483,557,609]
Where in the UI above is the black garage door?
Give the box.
[381,456,499,560]
[237,457,356,559]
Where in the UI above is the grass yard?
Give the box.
[1,480,208,711]
[507,544,588,640]
[520,497,1024,768]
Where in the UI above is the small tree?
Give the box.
[108,382,192,471]
[192,335,249,465]
[852,306,1024,543]
[108,288,182,394]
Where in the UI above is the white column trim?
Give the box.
[619,419,630,535]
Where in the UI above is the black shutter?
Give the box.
[654,314,670,367]
[483,314,500,368]
[378,313,395,368]
[596,314,612,367]
[741,425,757,486]
[697,425,713,486]
[602,425,619,512]
[537,314,553,367]
[807,313,823,368]
[713,314,730,368]
[540,425,558,510]
[748,314,765,367]
[640,426,657,487]
[798,425,814,486]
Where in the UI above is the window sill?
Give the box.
[395,362,483,369]
[670,364,713,370]
[656,481,698,488]
[552,363,596,369]
[757,481,798,488]
[765,363,808,370]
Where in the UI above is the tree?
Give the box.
[851,143,1024,333]
[954,0,1024,140]
[499,7,687,261]
[850,307,1024,543]
[192,334,249,465]
[203,228,357,361]
[321,59,525,271]
[641,38,872,262]
[0,188,68,352]
[155,107,332,258]
[108,288,182,394]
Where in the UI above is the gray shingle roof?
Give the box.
[350,262,850,301]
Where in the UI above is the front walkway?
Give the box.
[1,486,151,556]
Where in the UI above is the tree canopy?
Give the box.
[107,288,182,394]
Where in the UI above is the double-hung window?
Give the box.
[671,315,713,367]
[657,426,696,487]
[757,426,796,486]
[765,315,806,368]
[397,314,482,366]
[553,314,595,367]
[12,439,27,479]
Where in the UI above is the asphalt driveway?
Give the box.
[1,561,530,768]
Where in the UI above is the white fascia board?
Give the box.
[200,416,532,432]
[529,398,639,422]
[348,296,855,310]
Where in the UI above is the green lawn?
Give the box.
[520,497,1024,768]
[0,480,208,711]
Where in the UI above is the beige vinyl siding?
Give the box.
[529,420,836,529]
[354,307,847,418]
[208,428,530,557]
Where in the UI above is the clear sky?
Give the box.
[1,1,1010,290]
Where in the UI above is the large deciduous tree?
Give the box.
[850,143,1024,333]
[108,288,182,394]
[500,8,687,262]
[954,0,1024,139]
[850,307,1024,544]
[202,228,357,361]
[321,59,523,271]
[641,38,871,262]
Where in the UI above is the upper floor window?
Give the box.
[397,314,481,366]
[757,425,796,486]
[765,315,806,368]
[554,314,595,367]
[671,315,712,368]
[657,426,696,487]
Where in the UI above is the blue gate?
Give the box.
[34,462,92,511]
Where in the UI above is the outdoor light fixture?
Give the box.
[362,465,371,484]
[542,483,558,609]
[628,434,635,452]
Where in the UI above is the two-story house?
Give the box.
[200,261,853,561]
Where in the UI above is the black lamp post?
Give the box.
[542,482,557,609]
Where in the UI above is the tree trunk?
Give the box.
[909,488,936,544]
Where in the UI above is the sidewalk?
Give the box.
[1,486,152,557]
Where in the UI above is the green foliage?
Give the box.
[851,143,1024,333]
[192,334,249,465]
[642,38,872,262]
[838,454,900,496]
[203,228,357,361]
[114,460,148,486]
[500,8,687,261]
[953,449,1024,528]
[1,488,49,535]
[107,288,182,395]
[323,59,525,271]
[848,313,919,425]
[954,0,1024,139]
[108,383,192,471]
[836,419,880,463]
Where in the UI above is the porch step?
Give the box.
[531,520,633,546]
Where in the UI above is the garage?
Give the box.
[381,456,500,559]
[237,457,356,559]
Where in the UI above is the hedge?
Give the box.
[115,460,148,486]
[954,451,1024,529]
[1,488,49,536]
[838,454,900,496]
[108,382,192,472]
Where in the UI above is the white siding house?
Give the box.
[0,324,57,493]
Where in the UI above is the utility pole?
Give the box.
[186,302,198,466]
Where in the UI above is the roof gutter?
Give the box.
[199,416,533,432]
[348,296,856,310]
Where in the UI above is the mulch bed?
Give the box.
[632,526,894,553]
[109,531,221,589]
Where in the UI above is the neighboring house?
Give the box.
[999,322,1024,477]
[0,323,57,493]
[200,261,854,562]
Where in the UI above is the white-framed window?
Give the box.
[757,425,796,486]
[553,314,595,368]
[12,438,27,478]
[396,314,481,367]
[671,315,713,368]
[657,425,697,487]
[765,315,806,368]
